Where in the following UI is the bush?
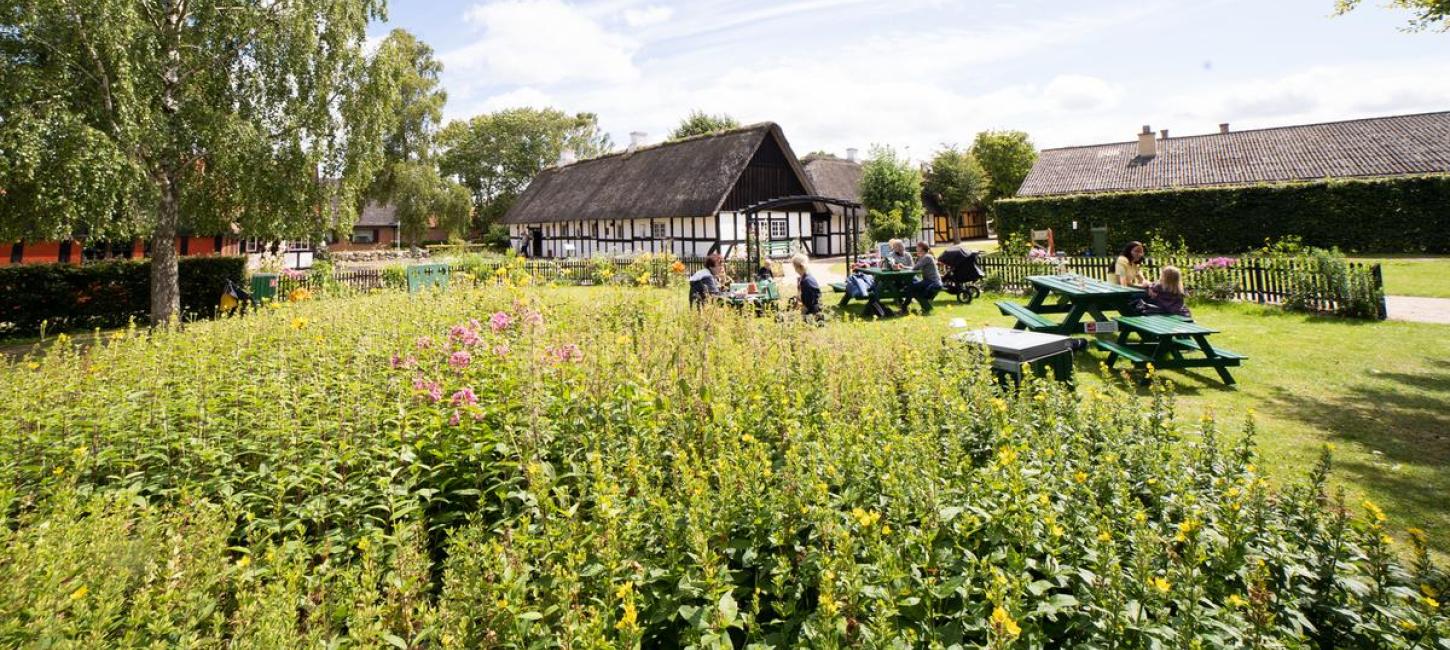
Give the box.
[0,256,246,337]
[1277,247,1385,319]
[0,289,1443,646]
[994,175,1450,254]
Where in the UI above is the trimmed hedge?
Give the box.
[0,256,245,337]
[994,175,1450,254]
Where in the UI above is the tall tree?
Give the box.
[859,145,924,243]
[366,29,470,244]
[668,110,741,141]
[925,146,989,232]
[0,0,393,324]
[971,130,1038,211]
[438,108,611,226]
[1335,0,1450,31]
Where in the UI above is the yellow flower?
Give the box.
[1226,594,1247,608]
[881,525,892,536]
[990,398,1008,413]
[1074,471,1088,484]
[236,555,251,568]
[356,536,370,551]
[990,606,1021,639]
[52,466,64,476]
[1097,531,1112,543]
[291,317,309,330]
[1421,583,1439,598]
[1037,494,1050,506]
[997,446,1018,466]
[27,362,40,370]
[1148,576,1171,594]
[741,434,755,444]
[1423,596,1440,610]
[1134,511,1148,525]
[70,585,88,601]
[1362,499,1387,523]
[1051,524,1065,537]
[1400,619,1418,631]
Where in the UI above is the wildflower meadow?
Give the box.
[0,286,1445,647]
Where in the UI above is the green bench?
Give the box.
[1103,315,1247,385]
[996,300,1058,331]
[762,240,793,258]
[830,281,848,293]
[1094,339,1153,364]
[1172,337,1247,361]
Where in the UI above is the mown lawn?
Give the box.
[911,295,1450,558]
[1353,257,1450,298]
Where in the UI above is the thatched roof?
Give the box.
[801,156,863,217]
[356,202,399,228]
[501,122,817,224]
[1019,111,1450,197]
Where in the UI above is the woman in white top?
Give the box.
[1113,241,1147,286]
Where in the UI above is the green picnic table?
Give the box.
[726,281,780,315]
[996,274,1143,335]
[856,268,919,318]
[1096,315,1248,386]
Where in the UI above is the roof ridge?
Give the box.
[1038,110,1450,152]
[545,122,776,171]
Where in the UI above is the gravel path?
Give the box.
[1386,295,1450,325]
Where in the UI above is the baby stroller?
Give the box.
[937,246,985,304]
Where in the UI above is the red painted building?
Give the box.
[2,236,241,267]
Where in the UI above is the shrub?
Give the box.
[0,289,1443,646]
[0,256,245,337]
[1275,247,1385,319]
[1189,257,1239,302]
[994,175,1450,254]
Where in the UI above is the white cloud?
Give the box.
[1042,75,1122,112]
[623,5,672,28]
[444,0,640,86]
[479,87,559,112]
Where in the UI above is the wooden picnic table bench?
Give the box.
[997,274,1144,334]
[1096,315,1247,386]
[848,268,919,318]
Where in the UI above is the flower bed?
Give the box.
[0,288,1443,646]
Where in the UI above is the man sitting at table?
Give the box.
[688,253,727,308]
[884,239,914,269]
[907,241,943,315]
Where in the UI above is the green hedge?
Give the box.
[0,257,246,337]
[994,175,1450,254]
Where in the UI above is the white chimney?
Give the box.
[1219,123,1230,134]
[557,148,577,166]
[628,131,647,151]
[846,147,859,163]
[1137,125,1157,158]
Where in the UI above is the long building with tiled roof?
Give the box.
[1017,111,1450,197]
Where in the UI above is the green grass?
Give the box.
[899,295,1450,557]
[1352,257,1450,298]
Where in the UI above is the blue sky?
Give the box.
[375,0,1449,158]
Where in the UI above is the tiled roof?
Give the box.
[1017,111,1450,197]
[356,202,399,227]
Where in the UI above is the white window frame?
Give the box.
[768,220,788,239]
[351,230,375,244]
[651,222,668,239]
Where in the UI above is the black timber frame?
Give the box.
[743,195,863,267]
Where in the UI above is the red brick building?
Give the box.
[3,236,241,267]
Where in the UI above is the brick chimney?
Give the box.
[1219,123,1230,134]
[1137,125,1157,158]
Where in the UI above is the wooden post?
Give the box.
[1372,263,1388,321]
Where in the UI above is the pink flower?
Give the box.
[449,350,472,369]
[451,387,478,406]
[449,411,461,427]
[282,268,305,280]
[416,336,434,350]
[449,324,481,347]
[489,311,513,332]
[522,309,544,328]
[492,343,511,357]
[469,318,483,331]
[548,343,583,363]
[390,354,418,369]
[412,377,443,404]
[391,353,402,368]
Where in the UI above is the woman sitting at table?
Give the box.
[790,254,823,322]
[884,239,914,269]
[907,241,943,315]
[1113,240,1147,286]
[688,253,727,308]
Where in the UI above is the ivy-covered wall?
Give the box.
[994,175,1450,254]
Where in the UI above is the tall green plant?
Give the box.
[860,146,924,243]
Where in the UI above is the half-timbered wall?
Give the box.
[508,210,813,259]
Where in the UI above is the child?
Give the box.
[1138,266,1191,318]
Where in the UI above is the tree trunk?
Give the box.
[150,175,182,325]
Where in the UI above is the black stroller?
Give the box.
[937,246,985,304]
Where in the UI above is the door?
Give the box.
[529,228,543,258]
[812,216,831,256]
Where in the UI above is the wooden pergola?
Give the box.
[740,195,863,266]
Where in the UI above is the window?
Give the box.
[769,220,788,239]
[651,222,667,239]
[243,238,265,254]
[352,230,375,244]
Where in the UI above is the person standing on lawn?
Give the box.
[1113,241,1147,286]
[908,241,943,314]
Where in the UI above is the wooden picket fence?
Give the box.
[275,256,758,295]
[977,253,1387,319]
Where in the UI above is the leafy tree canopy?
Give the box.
[438,108,611,227]
[971,130,1038,207]
[668,110,741,141]
[0,0,394,322]
[365,29,470,244]
[1336,0,1450,31]
[925,146,989,219]
[859,145,924,243]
